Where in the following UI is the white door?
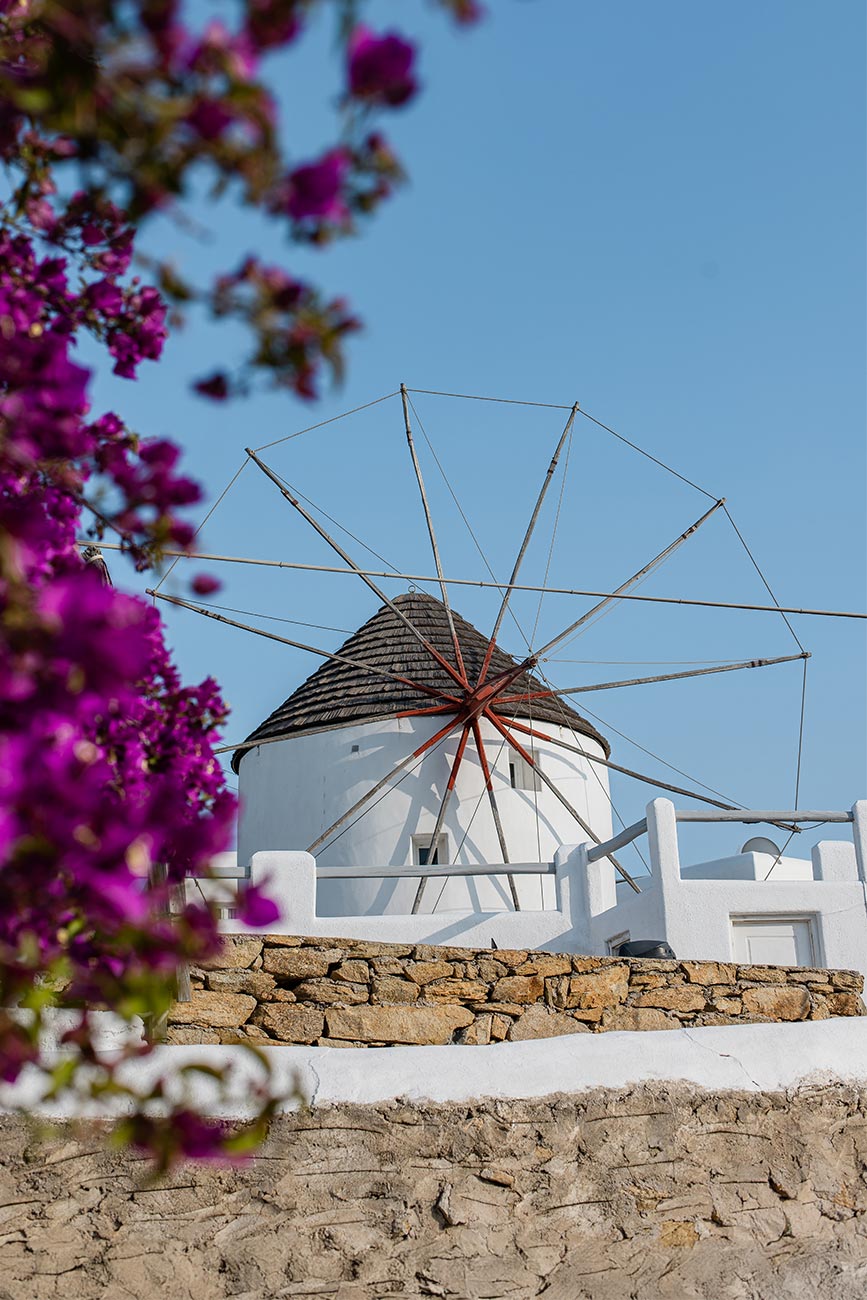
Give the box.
[730,917,815,966]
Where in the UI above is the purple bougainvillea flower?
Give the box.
[347,27,417,108]
[237,882,280,928]
[193,371,230,400]
[185,19,258,80]
[186,98,236,140]
[283,150,349,222]
[245,0,303,50]
[37,577,156,691]
[85,278,123,316]
[191,573,221,597]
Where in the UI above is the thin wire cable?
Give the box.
[531,421,573,647]
[407,387,573,411]
[576,408,718,500]
[153,457,250,593]
[762,829,799,881]
[722,502,809,815]
[408,396,509,600]
[540,558,673,658]
[794,656,808,809]
[535,664,651,874]
[549,657,754,666]
[408,394,535,656]
[534,501,732,658]
[192,599,353,636]
[576,701,748,809]
[723,504,806,652]
[254,391,399,451]
[407,390,741,510]
[265,462,402,574]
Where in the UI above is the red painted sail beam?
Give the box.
[395,702,460,719]
[470,718,520,909]
[411,724,471,913]
[482,708,641,893]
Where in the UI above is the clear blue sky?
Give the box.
[91,0,866,872]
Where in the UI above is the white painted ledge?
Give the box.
[3,1019,867,1118]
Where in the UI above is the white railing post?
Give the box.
[553,844,592,950]
[853,801,867,885]
[646,798,681,881]
[247,851,317,933]
[579,845,617,918]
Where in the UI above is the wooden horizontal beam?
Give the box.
[315,861,556,881]
[675,809,852,824]
[83,541,866,621]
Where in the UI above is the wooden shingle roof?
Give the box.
[233,593,609,769]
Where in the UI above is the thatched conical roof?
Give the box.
[233,592,609,769]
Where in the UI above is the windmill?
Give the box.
[141,385,812,914]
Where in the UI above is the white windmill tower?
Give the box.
[233,589,617,915]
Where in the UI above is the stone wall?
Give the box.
[167,934,865,1046]
[2,1084,866,1299]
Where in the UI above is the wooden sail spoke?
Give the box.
[496,715,560,748]
[477,403,579,687]
[246,448,468,691]
[497,651,810,702]
[401,384,468,683]
[307,714,462,854]
[503,714,798,833]
[411,725,471,913]
[470,719,520,910]
[395,703,460,719]
[483,709,641,893]
[148,589,457,705]
[506,714,740,809]
[533,497,726,661]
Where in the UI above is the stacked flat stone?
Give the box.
[166,936,866,1046]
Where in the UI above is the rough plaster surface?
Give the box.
[2,1083,866,1299]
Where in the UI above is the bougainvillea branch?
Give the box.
[0,0,480,1165]
[0,0,476,399]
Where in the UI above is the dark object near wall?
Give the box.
[616,940,677,959]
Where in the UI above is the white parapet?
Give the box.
[5,1020,867,1118]
[220,848,589,952]
[577,798,867,976]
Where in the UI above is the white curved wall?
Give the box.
[238,714,613,915]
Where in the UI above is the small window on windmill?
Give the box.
[412,833,449,867]
[509,746,541,792]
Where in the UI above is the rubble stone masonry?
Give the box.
[166,935,865,1046]
[2,1084,866,1298]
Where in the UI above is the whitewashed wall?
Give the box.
[237,713,613,914]
[575,799,867,978]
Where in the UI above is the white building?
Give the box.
[221,593,867,978]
